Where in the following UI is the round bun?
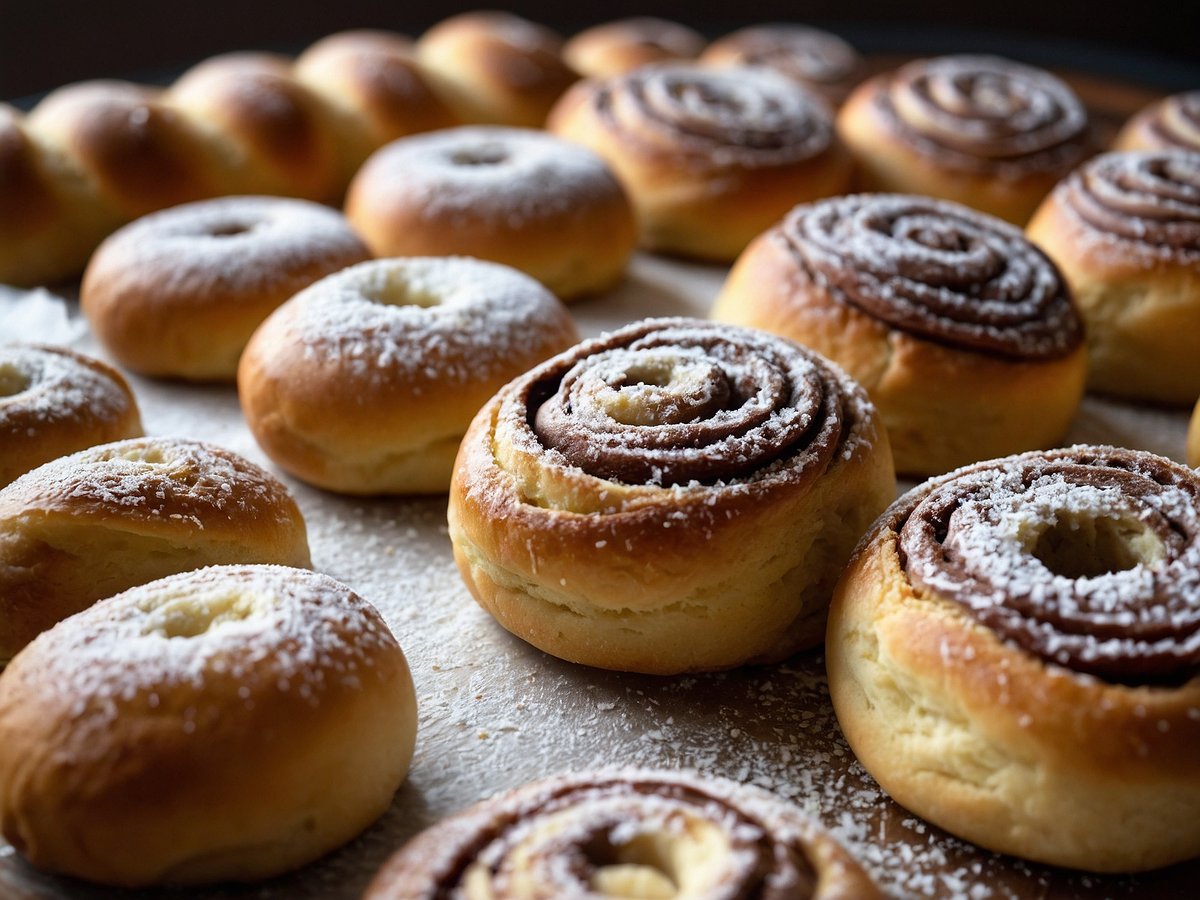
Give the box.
[0,437,310,665]
[345,126,636,300]
[563,18,706,79]
[1113,91,1200,154]
[1026,150,1200,404]
[713,194,1087,476]
[81,196,370,381]
[0,564,416,886]
[827,445,1200,872]
[447,317,894,675]
[293,30,459,176]
[837,55,1093,224]
[238,257,579,495]
[1190,399,1200,468]
[415,12,578,127]
[365,768,883,899]
[701,24,865,108]
[0,343,143,487]
[548,63,853,261]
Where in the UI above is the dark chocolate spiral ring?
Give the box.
[875,55,1090,175]
[778,194,1083,358]
[365,769,882,899]
[513,318,861,487]
[1053,150,1200,259]
[702,25,864,105]
[594,63,835,163]
[1125,91,1200,154]
[895,445,1200,684]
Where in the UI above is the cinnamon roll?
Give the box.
[712,194,1087,477]
[1114,91,1200,154]
[415,12,578,128]
[838,55,1094,224]
[827,445,1200,872]
[0,344,142,487]
[0,437,310,665]
[547,63,853,261]
[447,318,894,675]
[1027,150,1200,404]
[564,17,706,79]
[365,769,883,899]
[701,24,865,108]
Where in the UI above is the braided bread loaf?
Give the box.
[0,30,461,287]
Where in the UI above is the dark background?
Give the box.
[1,0,1197,103]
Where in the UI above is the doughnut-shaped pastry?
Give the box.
[447,317,894,675]
[0,344,142,487]
[827,445,1200,872]
[0,564,416,886]
[416,12,578,127]
[1026,150,1200,404]
[712,194,1087,477]
[80,195,370,381]
[548,63,853,261]
[838,55,1093,224]
[293,30,460,176]
[344,126,636,300]
[365,769,883,898]
[563,17,706,79]
[1114,91,1200,154]
[701,24,865,108]
[0,437,310,665]
[238,257,579,495]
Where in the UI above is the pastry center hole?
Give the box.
[595,356,728,427]
[142,591,268,638]
[587,832,678,899]
[449,146,509,166]
[0,363,31,398]
[207,222,254,237]
[371,272,442,309]
[1032,513,1163,579]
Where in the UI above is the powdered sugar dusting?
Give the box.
[0,343,133,431]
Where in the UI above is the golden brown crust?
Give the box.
[0,565,416,886]
[416,12,578,127]
[1113,91,1200,154]
[447,318,894,674]
[712,195,1087,476]
[80,196,370,381]
[827,446,1200,871]
[701,24,865,108]
[1190,398,1200,469]
[0,437,310,664]
[237,257,579,495]
[344,126,636,300]
[0,344,143,487]
[837,56,1094,224]
[1026,150,1200,404]
[547,63,853,261]
[365,769,883,899]
[563,18,706,79]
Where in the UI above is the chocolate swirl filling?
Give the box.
[594,63,834,162]
[523,319,851,487]
[706,26,863,102]
[1057,150,1200,258]
[1144,91,1200,153]
[896,446,1200,684]
[779,194,1083,359]
[367,771,862,899]
[874,55,1090,176]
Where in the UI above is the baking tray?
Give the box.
[1,59,1198,900]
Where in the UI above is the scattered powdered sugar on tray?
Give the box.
[0,254,1194,899]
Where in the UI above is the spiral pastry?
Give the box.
[447,317,894,675]
[701,24,865,107]
[0,437,310,664]
[713,194,1087,476]
[547,63,853,261]
[1027,150,1200,403]
[365,769,883,899]
[1115,91,1200,154]
[838,55,1093,224]
[827,445,1200,872]
[0,343,142,487]
[564,17,707,78]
